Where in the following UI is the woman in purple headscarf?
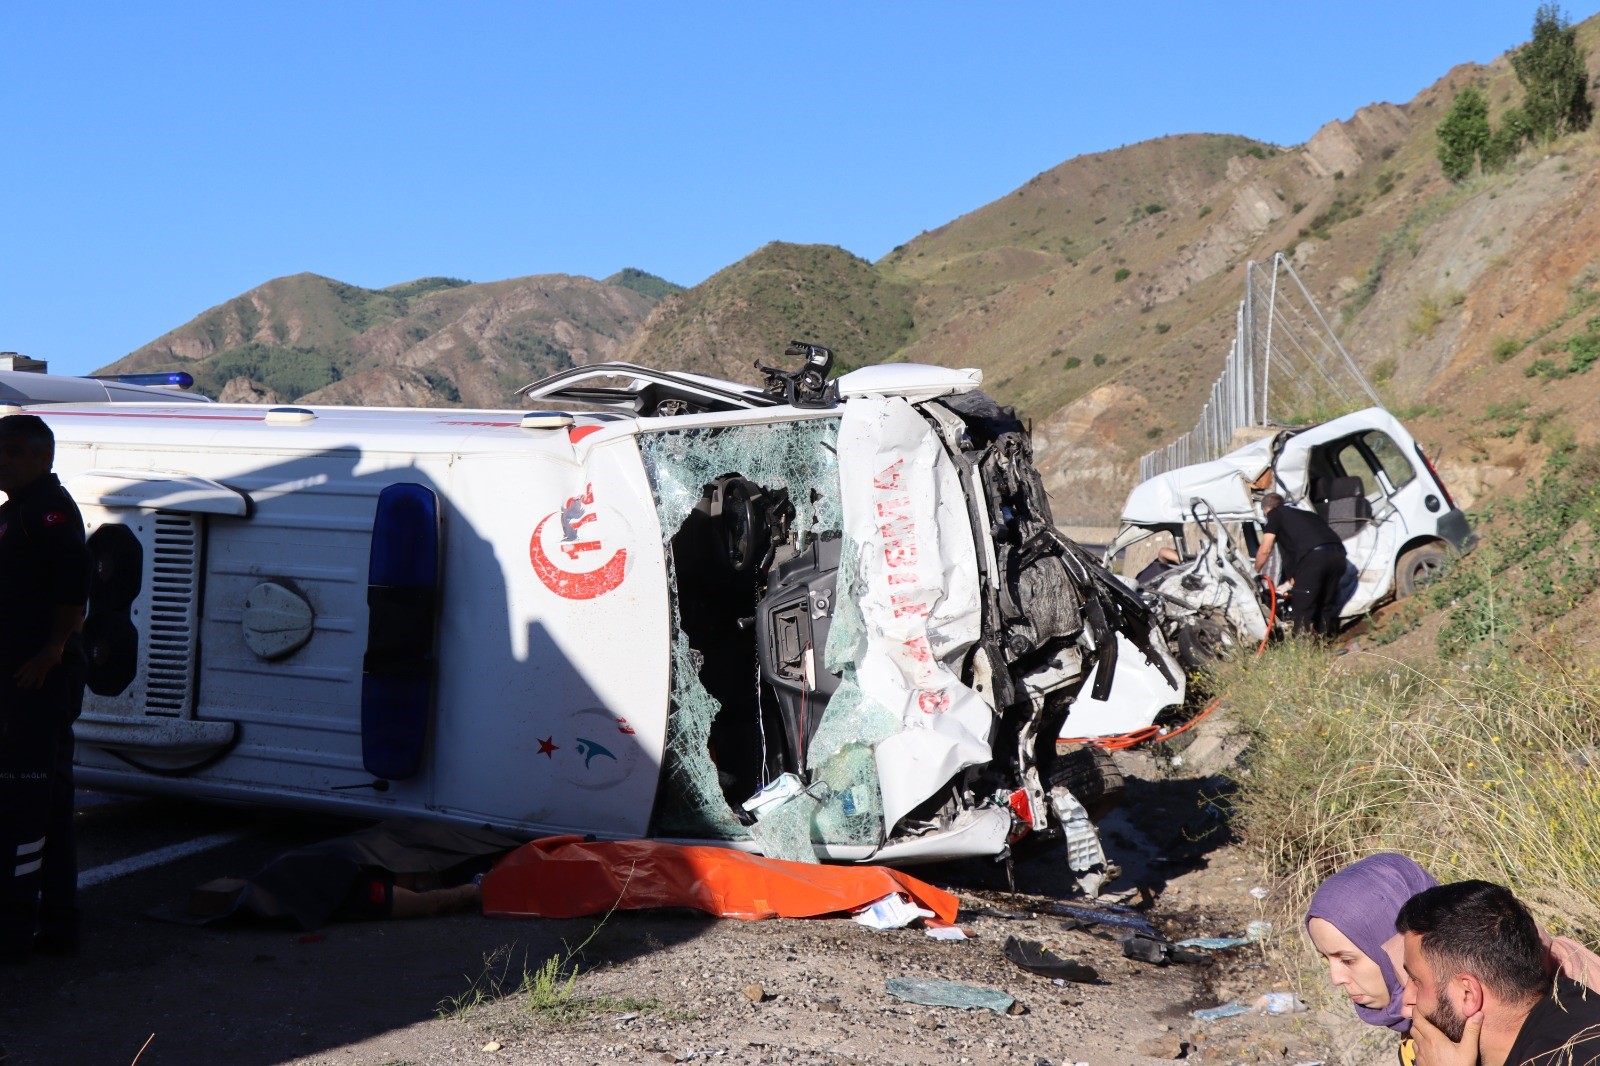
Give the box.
[1306,853,1437,1037]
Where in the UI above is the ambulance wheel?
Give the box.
[1396,542,1449,598]
[1047,745,1124,823]
[1175,618,1229,672]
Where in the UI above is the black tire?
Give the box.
[1396,542,1449,598]
[1047,745,1125,822]
[1175,618,1229,672]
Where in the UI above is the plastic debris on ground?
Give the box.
[853,893,935,930]
[1191,993,1308,1021]
[1175,920,1274,950]
[1252,992,1308,1014]
[1249,885,1270,900]
[1174,936,1252,950]
[1120,932,1211,966]
[924,923,968,941]
[1192,1002,1252,1021]
[482,836,958,922]
[1002,936,1099,984]
[884,977,1016,1014]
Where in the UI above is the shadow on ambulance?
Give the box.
[70,444,665,842]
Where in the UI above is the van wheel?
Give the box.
[1396,542,1449,598]
[1047,745,1125,822]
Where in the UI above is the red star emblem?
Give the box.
[536,737,558,758]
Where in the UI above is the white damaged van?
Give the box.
[1107,406,1474,664]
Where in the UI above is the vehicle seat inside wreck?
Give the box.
[1312,476,1372,540]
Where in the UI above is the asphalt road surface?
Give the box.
[0,791,586,1066]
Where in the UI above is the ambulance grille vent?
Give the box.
[144,513,200,717]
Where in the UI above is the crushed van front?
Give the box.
[636,373,1182,873]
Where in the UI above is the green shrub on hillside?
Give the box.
[1113,268,1131,283]
[1566,315,1600,372]
[1511,4,1594,142]
[1301,194,1364,240]
[1437,86,1491,182]
[1437,442,1600,644]
[421,370,461,403]
[1482,107,1534,171]
[1491,335,1525,362]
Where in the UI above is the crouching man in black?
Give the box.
[1398,880,1600,1066]
[0,415,89,962]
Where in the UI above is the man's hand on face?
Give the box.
[1410,1007,1482,1066]
[13,643,62,690]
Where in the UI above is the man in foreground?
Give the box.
[1253,492,1347,638]
[0,414,89,961]
[1397,880,1600,1066]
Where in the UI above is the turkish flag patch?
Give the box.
[41,511,67,526]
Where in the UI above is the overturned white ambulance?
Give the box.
[9,350,1181,871]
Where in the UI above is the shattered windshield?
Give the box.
[639,418,849,845]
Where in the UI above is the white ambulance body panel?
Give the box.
[42,404,671,841]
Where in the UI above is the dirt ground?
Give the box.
[0,749,1382,1066]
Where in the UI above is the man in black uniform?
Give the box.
[1253,491,1347,638]
[0,414,89,962]
[1398,880,1600,1066]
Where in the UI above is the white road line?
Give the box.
[79,830,249,888]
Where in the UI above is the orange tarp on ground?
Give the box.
[480,835,959,924]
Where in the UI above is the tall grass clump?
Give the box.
[1372,441,1600,650]
[1217,641,1600,942]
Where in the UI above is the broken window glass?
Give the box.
[639,418,845,841]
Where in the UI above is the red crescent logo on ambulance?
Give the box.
[529,483,629,600]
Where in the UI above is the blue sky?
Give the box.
[1,2,1589,376]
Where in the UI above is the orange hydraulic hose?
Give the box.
[1257,575,1278,658]
[1062,695,1223,752]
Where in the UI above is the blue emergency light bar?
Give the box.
[110,372,195,389]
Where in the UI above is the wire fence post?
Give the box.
[1135,256,1383,482]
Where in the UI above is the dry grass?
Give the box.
[1216,640,1600,941]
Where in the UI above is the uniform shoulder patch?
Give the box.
[40,511,69,526]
